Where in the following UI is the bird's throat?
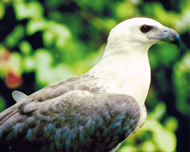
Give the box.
[88,46,151,106]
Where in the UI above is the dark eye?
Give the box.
[140,25,152,33]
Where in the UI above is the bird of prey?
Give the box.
[0,17,180,152]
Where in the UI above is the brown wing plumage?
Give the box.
[0,75,140,152]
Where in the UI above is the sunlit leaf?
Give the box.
[9,52,22,75]
[13,2,43,20]
[27,20,46,35]
[19,41,32,54]
[43,31,54,47]
[0,2,5,19]
[23,56,35,72]
[148,102,166,121]
[27,20,71,49]
[141,141,156,152]
[141,120,177,152]
[173,52,190,115]
[164,116,178,132]
[34,49,74,88]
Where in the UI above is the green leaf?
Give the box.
[0,96,6,112]
[10,52,22,75]
[5,25,24,48]
[0,2,5,19]
[19,41,32,54]
[173,52,190,115]
[13,2,43,20]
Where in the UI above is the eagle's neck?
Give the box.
[88,42,151,106]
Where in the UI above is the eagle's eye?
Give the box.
[140,25,152,33]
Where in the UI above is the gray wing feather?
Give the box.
[12,91,28,102]
[29,75,103,102]
[0,76,140,152]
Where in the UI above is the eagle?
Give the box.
[0,17,180,152]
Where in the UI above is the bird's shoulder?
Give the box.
[29,74,107,102]
[0,82,141,151]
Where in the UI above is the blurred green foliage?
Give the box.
[0,0,189,151]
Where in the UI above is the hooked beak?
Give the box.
[148,27,181,48]
[160,28,181,48]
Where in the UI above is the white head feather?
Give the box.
[89,17,179,105]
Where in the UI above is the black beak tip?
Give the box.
[172,34,181,49]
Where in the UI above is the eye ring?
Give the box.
[140,25,152,33]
